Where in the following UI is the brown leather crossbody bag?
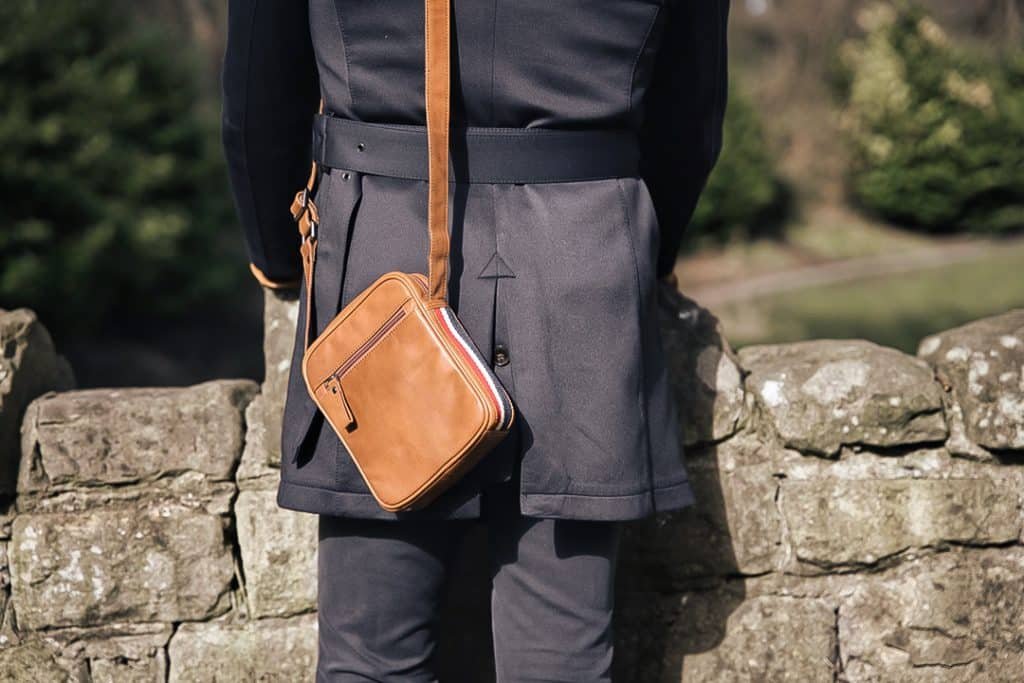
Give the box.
[288,0,514,512]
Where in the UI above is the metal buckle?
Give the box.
[300,211,318,242]
[296,185,318,242]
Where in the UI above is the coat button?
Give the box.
[493,344,510,367]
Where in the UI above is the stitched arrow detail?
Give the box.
[478,251,516,279]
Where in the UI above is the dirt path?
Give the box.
[685,236,1024,307]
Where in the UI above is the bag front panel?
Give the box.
[303,274,420,387]
[328,301,492,507]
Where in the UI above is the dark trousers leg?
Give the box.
[485,482,624,683]
[316,515,472,682]
[316,484,622,682]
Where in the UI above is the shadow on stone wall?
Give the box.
[0,295,1023,681]
[613,289,747,681]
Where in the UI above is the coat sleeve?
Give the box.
[221,0,321,288]
[639,0,730,280]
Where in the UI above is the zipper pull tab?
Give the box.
[326,375,355,431]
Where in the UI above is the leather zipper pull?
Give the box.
[327,375,356,430]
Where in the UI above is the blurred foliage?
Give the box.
[687,80,791,248]
[836,0,1024,234]
[0,0,240,337]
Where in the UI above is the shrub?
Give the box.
[836,1,1024,234]
[687,80,791,248]
[0,0,240,336]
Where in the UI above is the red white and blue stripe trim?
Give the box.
[434,307,514,430]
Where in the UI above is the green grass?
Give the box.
[678,207,937,290]
[713,241,1024,353]
[785,209,933,260]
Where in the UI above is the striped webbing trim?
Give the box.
[435,307,513,430]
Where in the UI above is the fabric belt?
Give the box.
[311,114,640,185]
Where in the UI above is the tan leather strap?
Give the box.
[292,162,320,351]
[293,0,451,347]
[424,0,451,306]
[292,100,323,352]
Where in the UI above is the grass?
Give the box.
[678,208,1024,353]
[710,239,1024,353]
[784,206,933,260]
[678,207,935,287]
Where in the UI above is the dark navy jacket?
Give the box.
[222,0,729,520]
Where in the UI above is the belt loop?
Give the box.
[317,114,328,166]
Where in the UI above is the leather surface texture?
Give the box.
[302,272,512,511]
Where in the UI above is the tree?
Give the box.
[836,1,1024,234]
[0,0,241,336]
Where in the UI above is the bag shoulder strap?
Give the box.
[424,0,451,306]
[292,0,452,321]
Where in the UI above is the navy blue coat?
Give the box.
[222,0,729,520]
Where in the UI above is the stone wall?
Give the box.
[0,297,1022,681]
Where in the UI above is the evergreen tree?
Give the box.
[837,1,1024,234]
[0,0,240,336]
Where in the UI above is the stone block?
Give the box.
[19,380,257,494]
[237,393,277,484]
[262,289,301,401]
[239,290,299,482]
[0,308,74,494]
[49,623,170,682]
[740,339,947,455]
[16,474,236,517]
[659,289,747,446]
[617,587,836,682]
[681,594,836,682]
[0,638,70,682]
[0,623,170,682]
[90,657,164,683]
[781,476,1021,571]
[838,547,1024,680]
[10,503,234,630]
[235,489,317,617]
[620,435,783,587]
[918,309,1024,451]
[0,592,15,649]
[167,614,317,682]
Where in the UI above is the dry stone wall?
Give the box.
[0,298,1021,682]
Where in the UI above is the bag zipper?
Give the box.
[321,305,408,429]
[324,375,355,429]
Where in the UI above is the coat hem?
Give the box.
[276,476,696,522]
[519,478,696,521]
[276,479,483,520]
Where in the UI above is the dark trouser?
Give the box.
[316,477,623,682]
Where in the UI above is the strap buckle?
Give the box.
[300,190,318,241]
[292,187,319,242]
